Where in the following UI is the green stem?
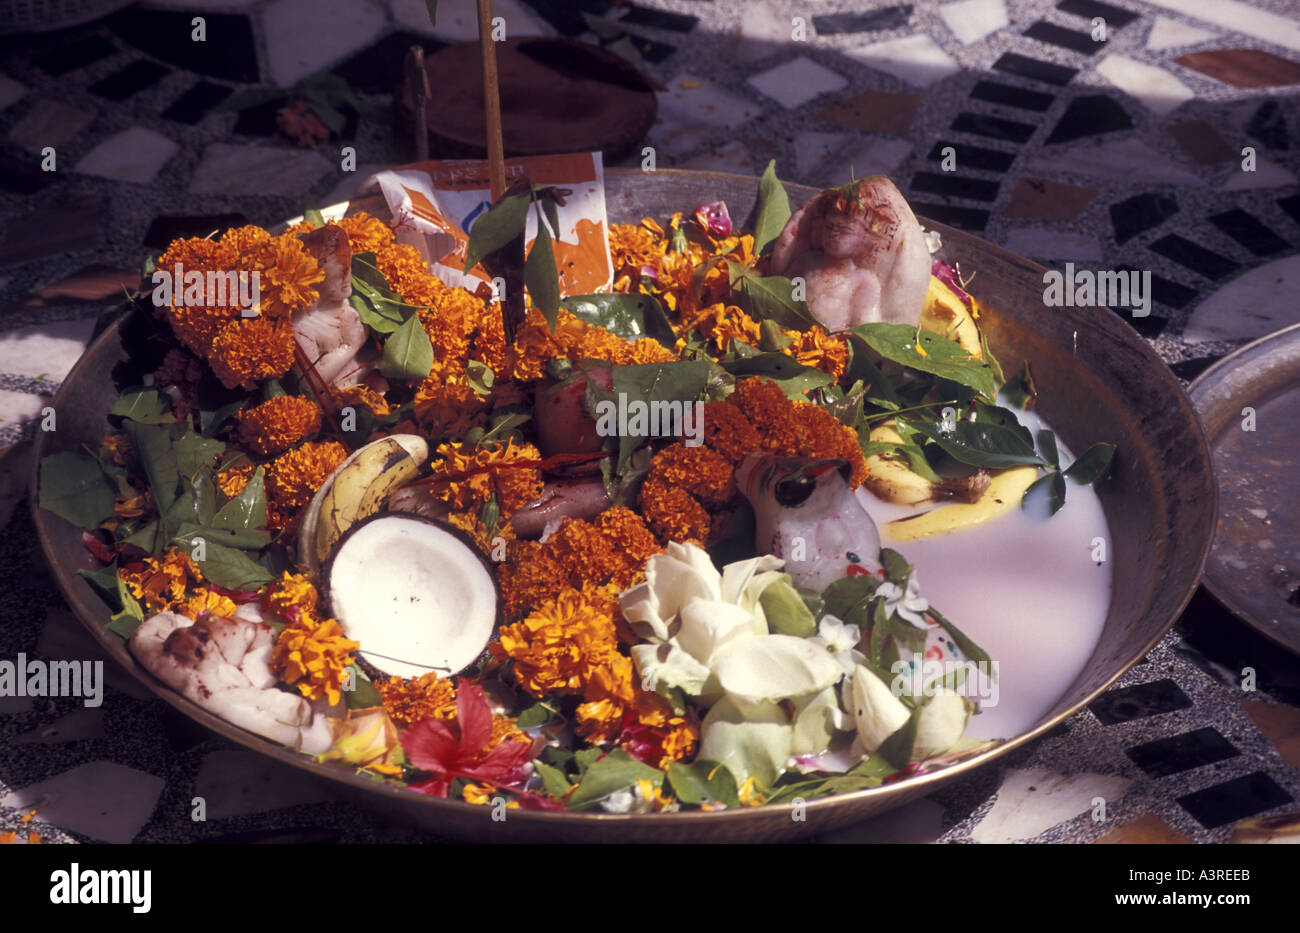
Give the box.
[863,400,958,423]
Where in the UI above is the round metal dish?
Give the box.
[30,168,1217,841]
[1188,322,1300,656]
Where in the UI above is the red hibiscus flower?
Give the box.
[401,679,533,798]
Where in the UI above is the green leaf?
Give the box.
[125,422,180,513]
[753,160,791,256]
[877,704,924,770]
[722,351,831,399]
[607,360,712,473]
[851,323,997,402]
[524,220,560,332]
[173,431,226,479]
[1036,429,1060,470]
[880,547,912,584]
[38,452,117,530]
[974,404,1034,451]
[822,575,881,631]
[1001,361,1036,410]
[479,494,499,537]
[463,192,531,273]
[515,701,561,730]
[173,535,274,590]
[343,665,383,709]
[1063,442,1116,486]
[213,465,267,532]
[424,0,437,26]
[666,760,740,809]
[1022,470,1066,517]
[567,749,663,811]
[175,522,270,551]
[535,761,572,797]
[560,292,676,347]
[925,606,993,669]
[201,398,245,437]
[78,564,129,620]
[845,338,904,409]
[908,418,1046,470]
[759,578,817,637]
[303,201,325,230]
[729,265,818,332]
[379,313,434,380]
[110,388,175,424]
[350,289,403,335]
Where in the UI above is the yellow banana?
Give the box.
[863,423,935,505]
[883,466,1038,542]
[920,275,982,358]
[297,435,429,579]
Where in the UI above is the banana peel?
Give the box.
[920,275,982,358]
[863,422,990,506]
[297,434,428,580]
[863,424,934,506]
[883,466,1039,542]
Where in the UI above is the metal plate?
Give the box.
[1188,323,1300,655]
[30,168,1217,841]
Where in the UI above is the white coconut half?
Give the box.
[325,514,498,679]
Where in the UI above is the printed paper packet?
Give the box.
[358,152,614,298]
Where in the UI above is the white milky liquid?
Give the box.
[855,411,1112,739]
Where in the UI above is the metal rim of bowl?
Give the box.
[1187,321,1300,655]
[29,167,1217,839]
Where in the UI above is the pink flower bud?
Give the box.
[693,201,732,238]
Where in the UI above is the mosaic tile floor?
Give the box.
[1,0,1298,844]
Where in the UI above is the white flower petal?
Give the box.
[850,664,911,755]
[713,634,843,704]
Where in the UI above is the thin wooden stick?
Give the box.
[477,0,506,201]
[406,45,430,162]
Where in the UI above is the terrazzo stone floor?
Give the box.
[1,0,1298,844]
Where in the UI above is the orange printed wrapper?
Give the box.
[361,152,614,296]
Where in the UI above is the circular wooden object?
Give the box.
[396,38,658,162]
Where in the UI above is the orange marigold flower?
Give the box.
[180,587,238,621]
[238,395,322,456]
[444,506,514,556]
[639,477,710,544]
[216,461,256,500]
[336,212,394,255]
[158,227,321,390]
[700,400,763,465]
[622,337,679,365]
[249,232,325,319]
[208,317,297,391]
[608,220,665,284]
[627,691,700,768]
[266,571,324,622]
[266,440,348,530]
[376,242,444,308]
[497,585,626,699]
[680,302,761,354]
[272,614,358,705]
[729,378,867,486]
[786,326,849,382]
[414,379,488,440]
[592,508,662,587]
[496,509,660,619]
[575,657,638,744]
[425,439,543,515]
[119,548,203,615]
[646,442,735,509]
[333,383,391,417]
[378,671,458,727]
[497,540,567,618]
